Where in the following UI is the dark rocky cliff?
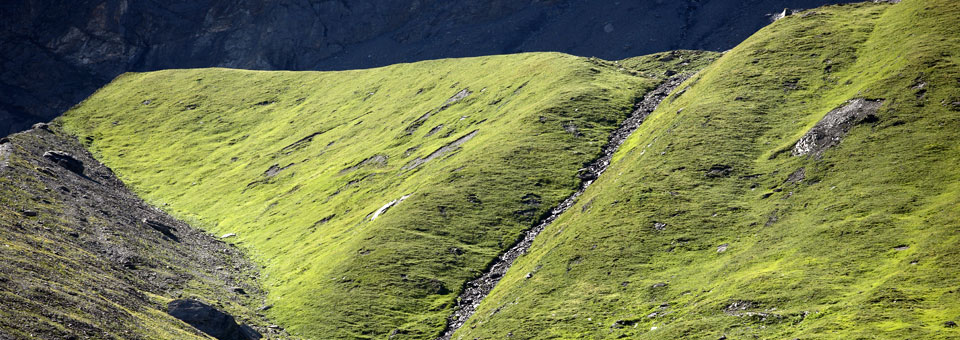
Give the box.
[0,0,855,135]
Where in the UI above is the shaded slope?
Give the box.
[456,0,960,339]
[0,125,280,339]
[59,52,718,339]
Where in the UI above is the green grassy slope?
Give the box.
[59,51,718,338]
[457,0,960,339]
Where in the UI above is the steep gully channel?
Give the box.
[437,73,693,339]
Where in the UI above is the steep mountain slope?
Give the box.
[0,125,282,339]
[455,0,960,339]
[15,0,958,339]
[0,0,858,135]
[58,51,718,339]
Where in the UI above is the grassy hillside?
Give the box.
[59,51,718,338]
[456,0,960,339]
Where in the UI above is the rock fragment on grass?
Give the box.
[792,99,883,158]
[43,150,84,175]
[167,299,261,340]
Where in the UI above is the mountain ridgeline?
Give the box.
[0,0,862,135]
[1,0,958,339]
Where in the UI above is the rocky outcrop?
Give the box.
[167,299,262,340]
[793,98,884,158]
[1,0,858,135]
[42,150,84,175]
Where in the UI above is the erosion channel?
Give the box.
[437,73,693,339]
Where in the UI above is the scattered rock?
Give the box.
[402,130,478,170]
[782,78,799,91]
[280,131,327,154]
[405,112,432,135]
[370,194,412,220]
[340,155,388,174]
[785,167,805,184]
[563,124,582,137]
[166,299,261,340]
[717,243,729,253]
[724,300,758,313]
[706,165,733,178]
[652,282,668,288]
[426,124,444,137]
[23,210,38,217]
[221,233,237,239]
[766,210,780,226]
[230,286,247,295]
[143,218,178,241]
[264,163,294,177]
[31,122,49,131]
[610,319,639,329]
[894,245,909,251]
[443,89,472,106]
[0,137,9,144]
[43,150,85,175]
[653,222,667,231]
[945,321,957,328]
[792,99,883,158]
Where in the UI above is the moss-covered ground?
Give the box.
[60,51,718,338]
[456,0,960,339]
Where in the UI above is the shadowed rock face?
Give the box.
[0,0,857,135]
[167,299,262,340]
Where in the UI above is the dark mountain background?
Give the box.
[0,0,856,135]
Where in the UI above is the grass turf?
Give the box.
[455,0,960,339]
[59,51,718,338]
